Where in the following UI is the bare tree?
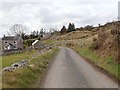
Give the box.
[9,24,28,36]
[7,30,11,36]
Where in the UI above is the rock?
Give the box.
[3,66,16,72]
[19,59,28,67]
[11,59,28,69]
[3,59,29,72]
[12,63,21,68]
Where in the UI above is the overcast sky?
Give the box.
[0,0,119,37]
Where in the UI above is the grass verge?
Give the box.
[71,45,120,80]
[2,47,59,88]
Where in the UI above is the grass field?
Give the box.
[2,47,59,88]
[42,40,55,45]
[2,50,38,68]
[71,45,120,80]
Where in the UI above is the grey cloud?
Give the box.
[0,0,118,37]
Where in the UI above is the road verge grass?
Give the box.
[2,47,59,88]
[71,45,120,80]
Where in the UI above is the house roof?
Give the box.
[2,36,16,40]
[2,35,21,40]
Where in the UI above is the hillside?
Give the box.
[54,21,119,62]
[49,21,120,79]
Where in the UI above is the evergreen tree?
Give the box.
[72,23,75,31]
[60,26,67,34]
[40,28,44,34]
[67,23,75,32]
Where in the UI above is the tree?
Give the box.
[84,25,93,31]
[50,28,56,33]
[36,31,39,37]
[72,23,75,31]
[9,24,27,36]
[30,30,39,39]
[67,23,75,32]
[60,26,67,34]
[21,32,26,39]
[40,28,44,35]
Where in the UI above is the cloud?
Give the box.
[0,0,119,37]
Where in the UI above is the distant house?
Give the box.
[39,33,52,40]
[44,33,52,39]
[2,35,23,51]
[32,40,45,49]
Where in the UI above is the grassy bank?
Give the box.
[2,47,59,88]
[71,46,120,80]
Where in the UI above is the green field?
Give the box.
[2,50,38,68]
[2,47,59,88]
[42,40,55,45]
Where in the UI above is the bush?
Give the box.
[24,39,35,47]
[91,37,99,50]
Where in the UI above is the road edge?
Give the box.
[39,47,60,88]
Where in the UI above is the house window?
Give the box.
[14,46,16,48]
[5,46,7,49]
[14,41,17,44]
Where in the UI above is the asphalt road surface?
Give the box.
[43,47,118,88]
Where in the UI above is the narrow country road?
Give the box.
[42,47,118,88]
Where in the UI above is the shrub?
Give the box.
[91,37,99,50]
[98,29,107,47]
